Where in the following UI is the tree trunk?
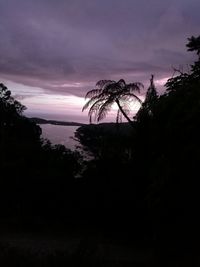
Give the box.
[115,99,134,127]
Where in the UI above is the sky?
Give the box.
[0,0,199,123]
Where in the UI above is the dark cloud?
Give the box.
[0,0,199,97]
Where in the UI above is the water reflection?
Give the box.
[40,124,79,150]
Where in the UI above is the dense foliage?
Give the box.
[0,84,82,220]
[76,36,200,244]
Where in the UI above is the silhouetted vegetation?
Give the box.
[1,36,200,266]
[76,35,200,263]
[82,79,143,125]
[0,83,82,222]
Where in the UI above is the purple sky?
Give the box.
[0,0,199,122]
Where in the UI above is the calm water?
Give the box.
[40,124,80,150]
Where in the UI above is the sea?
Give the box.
[40,124,80,150]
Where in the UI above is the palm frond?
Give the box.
[85,89,102,99]
[103,82,121,94]
[123,93,142,104]
[82,91,111,112]
[126,82,144,93]
[88,99,105,115]
[97,98,114,121]
[82,96,99,111]
[96,80,114,88]
[97,80,118,93]
[117,79,126,88]
[88,98,106,123]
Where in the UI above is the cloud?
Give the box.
[0,0,199,100]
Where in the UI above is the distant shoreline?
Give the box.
[30,117,86,127]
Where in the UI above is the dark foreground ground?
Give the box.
[0,222,200,267]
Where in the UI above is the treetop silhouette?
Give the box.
[82,79,143,125]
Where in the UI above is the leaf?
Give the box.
[97,98,115,121]
[126,82,143,93]
[85,89,102,99]
[96,80,114,88]
[123,93,142,104]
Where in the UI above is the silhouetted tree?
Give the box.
[134,36,200,243]
[142,75,158,113]
[82,79,143,126]
[0,83,26,115]
[186,35,200,57]
[0,83,83,221]
[136,75,158,121]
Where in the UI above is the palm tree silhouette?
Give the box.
[82,79,143,125]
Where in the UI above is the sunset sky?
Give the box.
[0,0,199,123]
